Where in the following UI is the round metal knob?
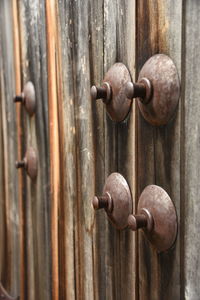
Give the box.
[16,147,38,180]
[128,185,178,252]
[92,173,132,230]
[91,63,132,122]
[14,81,36,116]
[126,54,180,126]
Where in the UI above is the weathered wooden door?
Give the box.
[0,0,199,299]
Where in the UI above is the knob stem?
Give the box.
[125,77,152,104]
[15,160,26,169]
[128,214,147,231]
[91,82,111,104]
[13,95,24,103]
[126,82,146,100]
[92,193,113,212]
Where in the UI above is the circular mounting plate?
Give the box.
[103,173,132,230]
[138,54,180,126]
[23,81,36,116]
[103,63,132,122]
[25,147,38,180]
[138,185,177,252]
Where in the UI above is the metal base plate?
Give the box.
[103,173,132,229]
[138,185,177,252]
[138,54,180,126]
[23,81,36,116]
[103,63,132,122]
[25,147,38,180]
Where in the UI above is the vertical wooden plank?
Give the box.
[70,1,95,298]
[183,1,200,299]
[0,24,6,282]
[116,2,136,300]
[137,1,182,299]
[103,1,119,298]
[103,1,137,299]
[17,1,51,299]
[0,0,20,295]
[46,1,60,299]
[88,1,105,299]
[57,0,105,298]
[46,1,97,299]
[12,1,25,299]
[55,2,77,298]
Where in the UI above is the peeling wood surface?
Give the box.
[0,0,200,300]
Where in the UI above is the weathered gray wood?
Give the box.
[87,1,105,300]
[103,0,119,299]
[137,1,182,299]
[17,1,51,299]
[0,0,19,295]
[56,2,77,299]
[69,1,96,298]
[2,1,200,300]
[183,1,200,299]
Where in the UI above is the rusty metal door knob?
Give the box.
[92,173,132,229]
[0,283,19,300]
[128,185,177,252]
[91,63,132,122]
[16,147,38,180]
[14,81,36,116]
[125,54,180,125]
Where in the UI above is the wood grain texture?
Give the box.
[116,2,136,299]
[183,1,200,299]
[17,1,51,299]
[3,1,200,300]
[56,2,77,298]
[12,1,25,299]
[55,1,136,299]
[104,1,136,299]
[67,1,95,298]
[0,0,20,296]
[46,1,60,299]
[136,1,182,299]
